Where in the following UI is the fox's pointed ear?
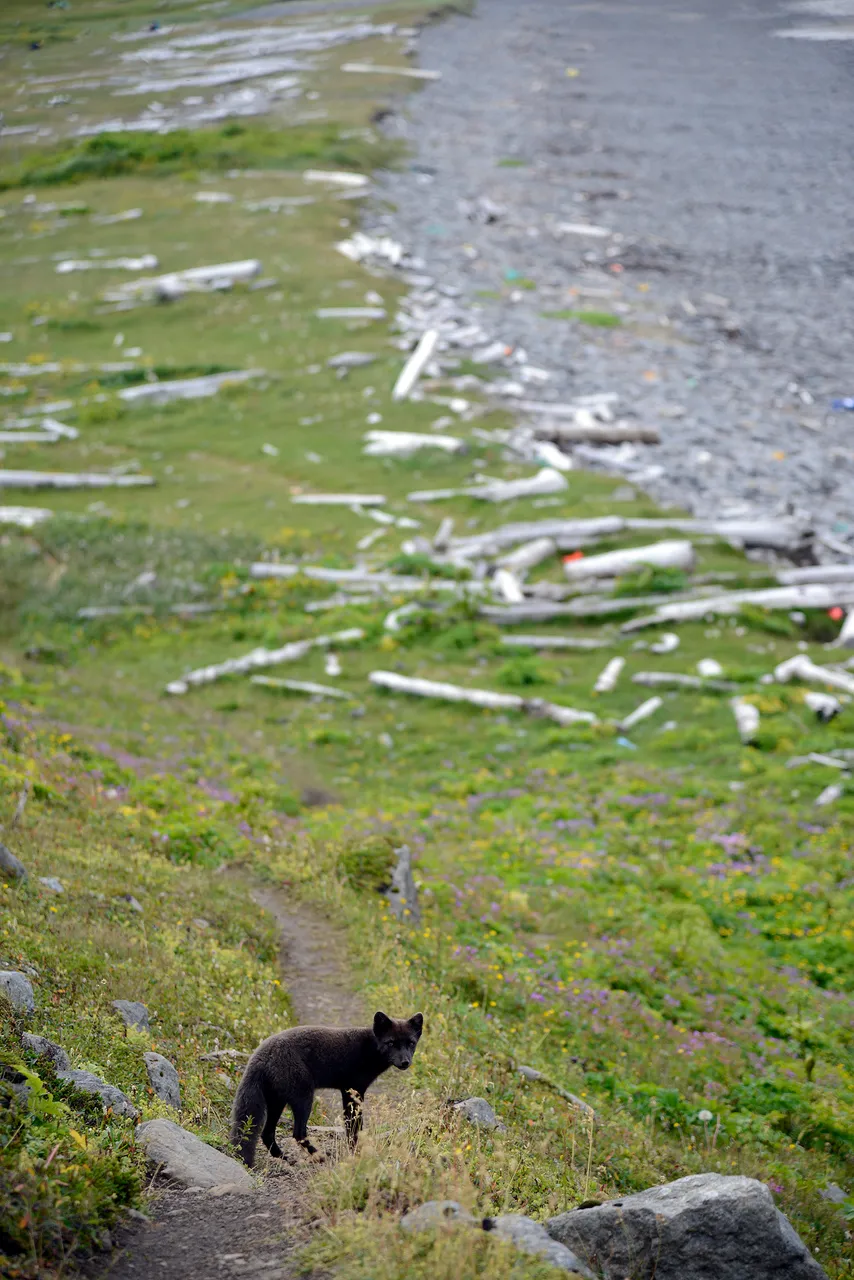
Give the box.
[409,1013,424,1036]
[373,1011,392,1036]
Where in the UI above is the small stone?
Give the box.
[22,1032,70,1071]
[400,1200,476,1231]
[144,1051,181,1109]
[452,1097,506,1132]
[820,1183,847,1204]
[135,1118,253,1191]
[191,917,210,929]
[39,876,64,894]
[112,999,150,1031]
[516,1064,542,1081]
[126,1207,152,1223]
[58,1069,138,1119]
[0,843,27,881]
[208,1182,254,1197]
[0,970,35,1015]
[487,1214,595,1277]
[118,894,144,913]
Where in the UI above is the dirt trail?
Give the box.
[92,886,366,1280]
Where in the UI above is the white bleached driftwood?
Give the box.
[531,441,573,471]
[594,657,625,693]
[532,421,661,446]
[336,232,404,266]
[392,329,440,401]
[408,467,567,505]
[250,676,351,700]
[816,783,843,808]
[619,695,664,731]
[731,698,760,744]
[778,564,854,585]
[56,254,157,274]
[316,307,387,320]
[493,569,524,604]
[291,493,386,507]
[804,691,842,722]
[557,222,612,238]
[622,583,854,631]
[697,658,724,678]
[650,632,680,654]
[340,61,441,80]
[500,634,611,650]
[516,393,618,420]
[450,516,625,560]
[0,505,52,527]
[0,471,153,490]
[104,259,260,302]
[363,430,463,458]
[303,170,370,188]
[624,516,809,554]
[368,669,596,726]
[119,370,263,405]
[632,671,735,691]
[497,536,556,575]
[249,563,483,596]
[563,539,694,582]
[774,654,854,697]
[830,611,854,650]
[166,627,364,696]
[327,351,377,370]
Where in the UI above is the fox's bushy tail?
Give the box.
[230,1067,266,1167]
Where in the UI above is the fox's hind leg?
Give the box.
[291,1090,319,1155]
[260,1091,287,1159]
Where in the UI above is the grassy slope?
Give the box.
[0,2,853,1278]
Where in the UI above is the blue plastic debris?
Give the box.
[616,736,637,750]
[831,398,854,411]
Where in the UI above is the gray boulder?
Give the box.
[452,1096,506,1132]
[144,1051,181,1109]
[112,999,150,1031]
[58,1069,138,1120]
[135,1118,252,1191]
[401,1200,476,1231]
[22,1033,71,1071]
[546,1173,828,1280]
[487,1215,595,1277]
[0,843,27,881]
[0,970,35,1015]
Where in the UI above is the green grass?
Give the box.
[541,310,622,328]
[0,124,401,191]
[1,0,853,1277]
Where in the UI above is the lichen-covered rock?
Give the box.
[38,876,64,894]
[0,843,27,881]
[112,999,150,1031]
[0,970,35,1015]
[546,1173,828,1280]
[22,1033,70,1071]
[452,1096,506,1131]
[144,1051,181,1109]
[400,1200,476,1231]
[58,1069,138,1120]
[487,1215,594,1277]
[135,1119,252,1190]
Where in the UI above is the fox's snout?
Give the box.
[396,1059,411,1070]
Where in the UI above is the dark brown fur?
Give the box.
[229,1011,423,1166]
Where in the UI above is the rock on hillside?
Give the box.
[546,1173,828,1280]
